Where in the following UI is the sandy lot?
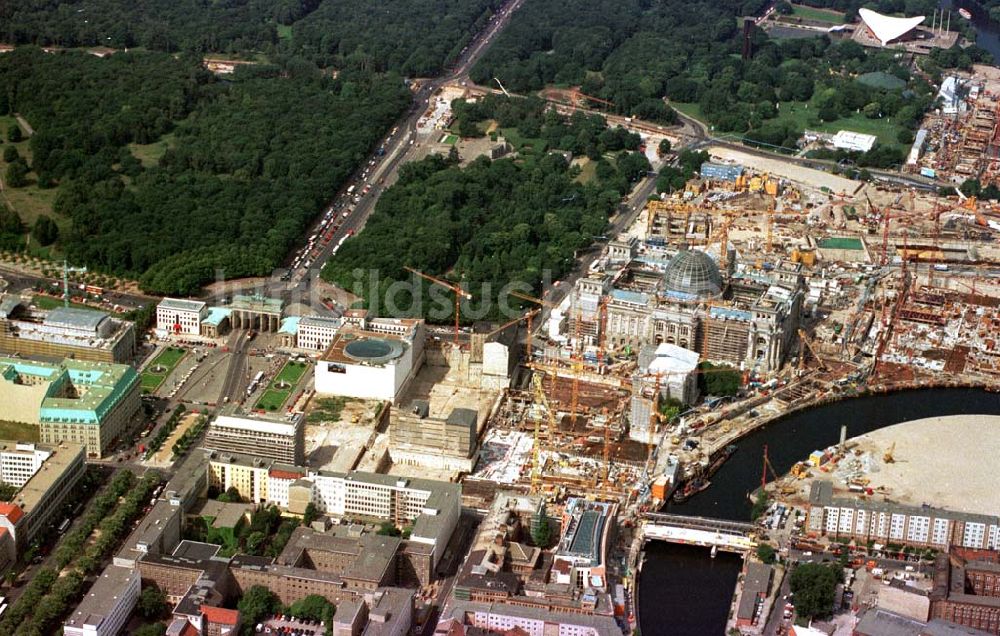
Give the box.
[852,414,1000,515]
[708,146,861,193]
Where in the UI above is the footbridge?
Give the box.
[641,512,756,554]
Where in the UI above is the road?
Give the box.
[218,330,251,406]
[205,0,527,310]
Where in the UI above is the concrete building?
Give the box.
[832,130,879,153]
[389,402,478,472]
[63,565,140,636]
[440,600,620,636]
[207,453,272,504]
[0,441,51,487]
[157,298,208,336]
[596,247,803,374]
[315,316,425,403]
[0,441,86,559]
[552,498,616,591]
[0,298,136,363]
[203,413,305,465]
[228,294,283,332]
[736,561,774,632]
[296,316,343,351]
[807,481,1000,551]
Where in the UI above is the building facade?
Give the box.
[807,481,1000,551]
[203,414,305,465]
[64,565,140,636]
[296,316,342,351]
[0,300,135,363]
[0,442,51,487]
[157,298,208,336]
[389,403,478,472]
[0,441,86,559]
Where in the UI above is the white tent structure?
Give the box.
[858,8,925,46]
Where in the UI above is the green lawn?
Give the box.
[499,127,548,154]
[276,24,293,41]
[254,360,307,412]
[670,102,706,124]
[0,420,39,442]
[140,347,187,394]
[769,101,904,149]
[31,294,91,311]
[128,132,176,169]
[443,134,459,145]
[789,4,845,24]
[0,115,67,243]
[573,158,597,184]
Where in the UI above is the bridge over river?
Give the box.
[641,512,756,554]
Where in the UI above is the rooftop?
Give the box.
[661,247,722,300]
[208,414,301,437]
[158,298,207,313]
[44,306,109,332]
[202,307,231,327]
[9,442,84,515]
[64,565,137,630]
[858,8,925,46]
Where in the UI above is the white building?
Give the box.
[64,565,140,636]
[643,342,700,405]
[0,442,51,487]
[443,601,619,636]
[832,130,878,153]
[858,8,925,47]
[156,298,208,336]
[314,317,425,403]
[203,413,305,465]
[296,316,342,351]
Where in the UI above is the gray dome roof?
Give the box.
[662,247,722,299]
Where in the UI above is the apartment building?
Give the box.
[807,481,1000,551]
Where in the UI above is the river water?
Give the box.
[638,388,1000,636]
[941,0,1000,60]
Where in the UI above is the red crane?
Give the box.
[404,267,471,346]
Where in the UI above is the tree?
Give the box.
[287,594,334,623]
[531,506,551,547]
[0,482,16,501]
[376,521,401,537]
[33,215,59,246]
[699,362,741,396]
[217,486,243,503]
[657,138,672,156]
[302,502,318,526]
[5,160,28,188]
[756,543,777,565]
[134,625,167,636]
[6,125,21,143]
[789,563,843,620]
[2,145,17,163]
[238,586,281,635]
[138,585,168,620]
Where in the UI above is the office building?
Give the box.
[389,402,478,472]
[552,498,616,591]
[807,481,1000,551]
[314,314,425,403]
[63,565,140,636]
[438,600,620,636]
[0,298,136,363]
[0,441,86,558]
[0,441,51,487]
[203,413,305,465]
[157,298,208,336]
[296,316,343,351]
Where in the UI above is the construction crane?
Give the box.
[569,89,614,110]
[797,329,828,373]
[494,77,511,98]
[883,441,896,464]
[62,260,87,308]
[766,196,776,254]
[404,267,471,346]
[530,372,557,494]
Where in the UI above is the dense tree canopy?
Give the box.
[1,0,500,76]
[789,562,844,619]
[0,49,411,294]
[322,97,650,320]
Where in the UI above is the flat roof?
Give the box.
[279,316,301,335]
[202,307,231,326]
[64,564,137,629]
[210,414,300,437]
[446,600,620,632]
[158,298,207,313]
[11,441,84,514]
[44,306,109,332]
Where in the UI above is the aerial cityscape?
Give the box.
[0,0,999,635]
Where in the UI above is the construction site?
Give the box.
[458,142,1000,513]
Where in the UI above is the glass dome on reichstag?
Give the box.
[662,246,723,300]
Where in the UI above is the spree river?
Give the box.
[638,388,1000,636]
